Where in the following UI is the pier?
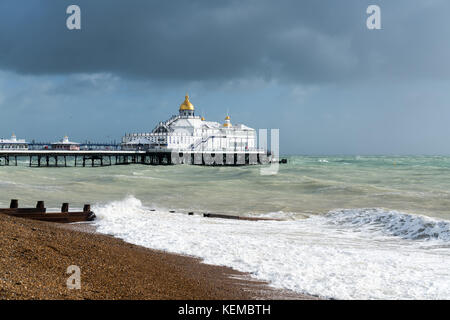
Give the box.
[0,150,273,167]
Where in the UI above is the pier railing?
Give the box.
[28,141,120,150]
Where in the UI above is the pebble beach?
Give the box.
[0,214,314,300]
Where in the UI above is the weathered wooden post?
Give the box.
[61,203,69,213]
[36,201,45,210]
[83,204,91,212]
[10,199,18,209]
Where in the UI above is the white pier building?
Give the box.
[121,95,259,153]
[51,136,80,151]
[0,134,28,150]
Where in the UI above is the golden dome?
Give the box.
[179,95,194,111]
[201,117,205,121]
[224,115,231,127]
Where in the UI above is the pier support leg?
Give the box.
[249,153,258,165]
[236,153,245,165]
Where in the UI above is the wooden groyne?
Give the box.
[167,209,283,221]
[0,199,95,223]
[203,213,283,221]
[2,200,282,224]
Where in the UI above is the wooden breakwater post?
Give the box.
[36,201,45,210]
[61,203,69,213]
[10,199,18,209]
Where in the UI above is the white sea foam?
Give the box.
[93,196,450,300]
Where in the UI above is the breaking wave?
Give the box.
[92,196,450,299]
[326,208,450,242]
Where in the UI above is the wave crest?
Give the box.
[326,208,450,242]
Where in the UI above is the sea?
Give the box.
[1,155,450,299]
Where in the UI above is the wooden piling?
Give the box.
[36,201,45,210]
[61,203,69,213]
[10,199,18,209]
[83,204,91,212]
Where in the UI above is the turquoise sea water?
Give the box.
[2,155,450,299]
[1,155,449,219]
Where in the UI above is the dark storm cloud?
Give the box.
[0,0,448,83]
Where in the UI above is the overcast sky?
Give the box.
[0,0,449,155]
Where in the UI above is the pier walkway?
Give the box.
[0,150,271,167]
